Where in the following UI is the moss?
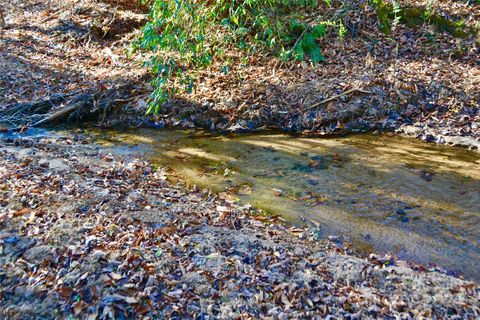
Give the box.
[401,7,470,38]
[371,0,476,38]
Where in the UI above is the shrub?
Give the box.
[133,0,336,114]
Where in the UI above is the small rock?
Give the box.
[328,235,340,242]
[273,188,284,196]
[420,170,435,181]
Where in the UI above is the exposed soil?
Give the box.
[0,134,479,319]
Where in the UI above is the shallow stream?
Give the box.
[89,129,480,280]
[12,128,479,280]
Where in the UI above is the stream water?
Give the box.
[8,128,479,280]
[90,129,480,280]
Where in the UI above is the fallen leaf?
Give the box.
[14,207,30,217]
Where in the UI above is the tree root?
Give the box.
[29,94,94,128]
[1,94,70,117]
[1,83,140,131]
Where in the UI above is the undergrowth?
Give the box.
[133,0,346,114]
[134,0,476,114]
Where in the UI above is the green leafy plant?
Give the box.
[391,0,401,30]
[422,0,434,22]
[133,0,338,114]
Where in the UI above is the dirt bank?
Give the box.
[1,0,479,151]
[0,134,479,319]
[124,0,479,150]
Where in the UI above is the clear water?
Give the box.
[91,129,480,280]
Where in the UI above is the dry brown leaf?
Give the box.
[14,207,30,217]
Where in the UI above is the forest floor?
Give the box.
[0,1,480,318]
[0,0,479,149]
[0,134,479,319]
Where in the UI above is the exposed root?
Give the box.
[0,83,141,131]
[29,94,94,128]
[1,94,70,117]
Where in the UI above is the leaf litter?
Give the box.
[0,1,479,317]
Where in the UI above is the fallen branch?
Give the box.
[309,88,373,109]
[30,94,93,127]
[0,9,5,28]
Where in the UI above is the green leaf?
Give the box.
[311,24,326,38]
[309,46,324,63]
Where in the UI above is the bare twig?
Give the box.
[30,94,93,127]
[0,8,6,28]
[1,94,71,117]
[308,88,373,109]
[30,105,81,127]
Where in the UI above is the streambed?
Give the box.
[95,130,479,279]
